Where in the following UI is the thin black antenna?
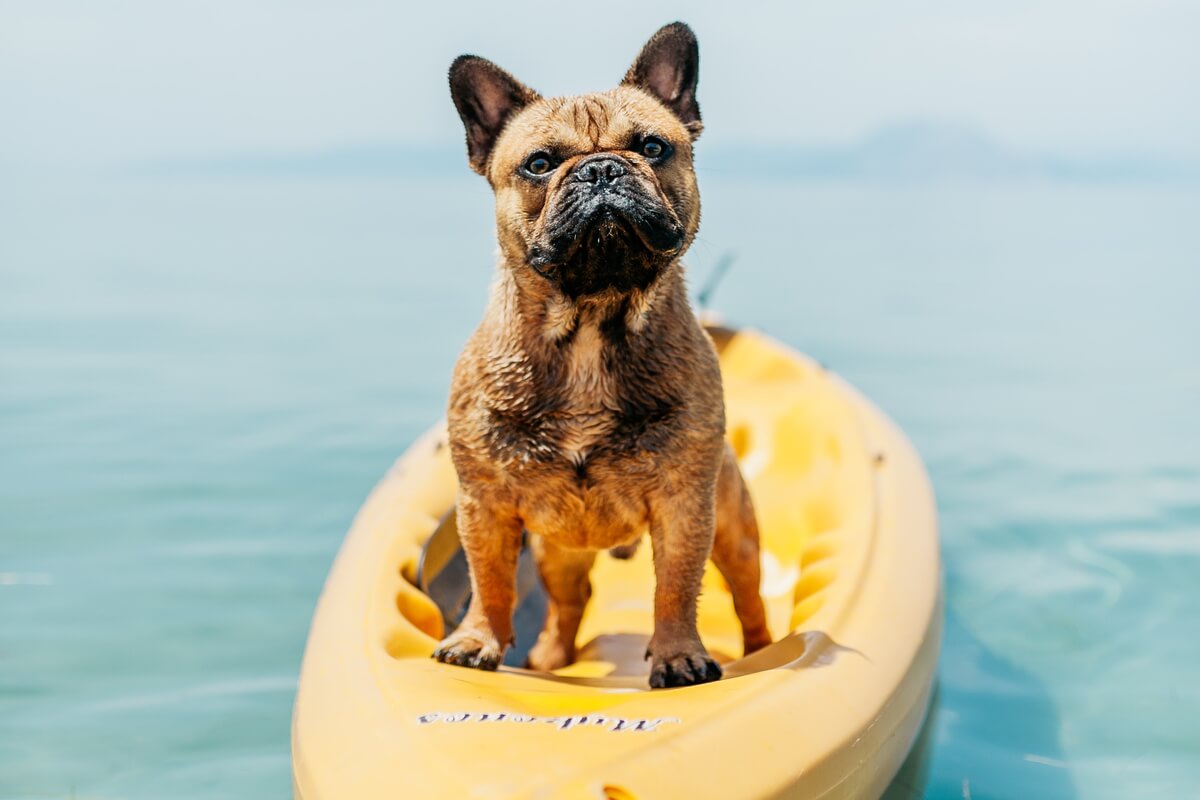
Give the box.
[697,251,736,311]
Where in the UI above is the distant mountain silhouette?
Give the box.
[703,120,1196,183]
[852,121,1028,180]
[134,120,1198,184]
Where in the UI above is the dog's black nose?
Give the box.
[573,155,627,185]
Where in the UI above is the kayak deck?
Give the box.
[293,326,941,799]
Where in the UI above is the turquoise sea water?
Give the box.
[2,172,1198,798]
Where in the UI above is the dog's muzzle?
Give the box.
[528,154,685,283]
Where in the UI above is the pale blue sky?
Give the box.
[2,0,1198,167]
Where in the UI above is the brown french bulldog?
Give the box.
[432,22,771,688]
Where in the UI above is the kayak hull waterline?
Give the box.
[292,326,941,799]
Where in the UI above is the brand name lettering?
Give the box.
[415,711,679,733]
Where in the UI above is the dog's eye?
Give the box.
[640,136,669,159]
[523,152,554,176]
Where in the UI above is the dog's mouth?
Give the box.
[527,173,685,298]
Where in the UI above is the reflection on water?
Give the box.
[2,175,1198,798]
[886,613,1077,799]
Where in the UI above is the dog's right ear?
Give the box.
[449,56,539,175]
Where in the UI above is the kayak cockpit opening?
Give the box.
[385,329,877,686]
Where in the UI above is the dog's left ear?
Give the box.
[622,22,702,139]
[449,55,540,175]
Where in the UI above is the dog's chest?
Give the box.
[556,324,618,465]
[484,322,681,476]
[482,325,650,548]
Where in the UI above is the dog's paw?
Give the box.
[526,633,574,672]
[432,629,504,670]
[646,640,722,689]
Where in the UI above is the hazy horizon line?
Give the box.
[128,119,1200,185]
[6,119,1198,186]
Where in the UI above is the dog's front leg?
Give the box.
[526,535,597,671]
[431,491,522,670]
[646,490,723,688]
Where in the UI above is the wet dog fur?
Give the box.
[431,22,771,688]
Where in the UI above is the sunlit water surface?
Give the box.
[2,172,1198,798]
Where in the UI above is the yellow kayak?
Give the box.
[292,325,941,799]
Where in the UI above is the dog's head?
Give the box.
[449,23,702,300]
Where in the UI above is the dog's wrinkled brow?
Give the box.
[535,100,642,158]
[568,97,610,148]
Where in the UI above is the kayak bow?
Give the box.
[293,325,941,799]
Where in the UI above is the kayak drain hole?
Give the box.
[395,590,445,641]
[399,557,419,586]
[602,785,636,800]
